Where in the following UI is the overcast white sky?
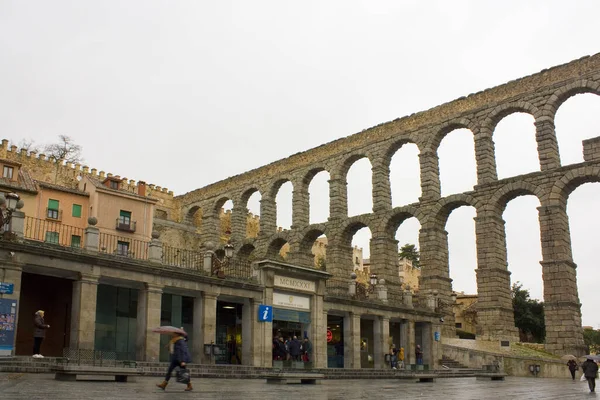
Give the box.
[1,1,599,328]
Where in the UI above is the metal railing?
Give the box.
[162,245,204,270]
[115,218,136,233]
[98,232,149,260]
[217,258,254,280]
[45,208,63,222]
[325,277,351,297]
[24,216,84,248]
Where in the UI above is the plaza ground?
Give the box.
[0,373,595,399]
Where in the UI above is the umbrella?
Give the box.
[582,355,600,362]
[561,355,577,361]
[152,326,187,335]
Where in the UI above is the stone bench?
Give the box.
[265,372,324,385]
[51,365,142,382]
[475,372,507,381]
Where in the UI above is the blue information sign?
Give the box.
[258,305,273,322]
[0,283,13,295]
[434,331,440,342]
[0,298,18,356]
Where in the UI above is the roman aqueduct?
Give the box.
[178,53,600,356]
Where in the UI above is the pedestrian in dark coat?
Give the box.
[566,359,578,380]
[582,358,599,393]
[288,336,301,361]
[157,333,193,392]
[302,337,312,362]
[32,310,50,358]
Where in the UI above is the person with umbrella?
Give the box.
[566,358,578,380]
[155,326,193,392]
[582,356,599,393]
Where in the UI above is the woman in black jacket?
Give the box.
[156,332,193,391]
[32,310,49,358]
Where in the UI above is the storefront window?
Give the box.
[215,301,242,364]
[94,285,138,360]
[160,294,194,362]
[327,315,344,368]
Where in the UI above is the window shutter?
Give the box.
[120,210,131,218]
[48,199,59,210]
[72,204,82,218]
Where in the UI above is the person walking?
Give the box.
[582,358,599,393]
[32,310,49,358]
[415,344,423,365]
[156,332,193,392]
[566,359,578,380]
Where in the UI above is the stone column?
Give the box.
[259,197,277,235]
[371,163,392,213]
[291,186,310,229]
[241,298,254,366]
[431,322,442,369]
[535,117,561,171]
[373,317,389,369]
[84,225,100,251]
[474,213,519,342]
[0,262,22,356]
[192,296,203,363]
[231,205,249,242]
[406,320,416,365]
[326,241,354,279]
[328,177,348,220]
[200,293,218,364]
[474,128,498,184]
[420,322,432,367]
[136,283,163,362]
[369,236,400,286]
[70,274,99,350]
[418,150,441,202]
[311,281,326,368]
[199,214,220,247]
[344,313,361,369]
[148,236,162,263]
[10,210,25,238]
[538,204,586,355]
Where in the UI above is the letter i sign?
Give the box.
[258,305,273,322]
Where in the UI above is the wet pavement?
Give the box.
[0,373,596,399]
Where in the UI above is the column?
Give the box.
[406,320,416,365]
[421,322,432,367]
[373,317,389,369]
[418,150,441,201]
[69,274,99,350]
[371,163,392,213]
[148,237,162,263]
[231,205,249,242]
[291,187,310,229]
[242,298,263,366]
[328,176,348,220]
[259,197,277,235]
[474,128,498,184]
[538,204,586,355]
[535,117,561,171]
[311,283,326,368]
[369,236,400,286]
[0,262,22,356]
[136,283,163,361]
[326,241,354,279]
[474,212,519,342]
[199,214,220,246]
[431,322,442,369]
[200,293,218,364]
[192,296,203,363]
[344,313,361,368]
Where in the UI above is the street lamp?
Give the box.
[369,273,378,286]
[352,272,378,299]
[0,193,23,233]
[205,241,235,279]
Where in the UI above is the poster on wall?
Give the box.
[0,298,17,357]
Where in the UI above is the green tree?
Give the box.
[583,327,600,354]
[512,282,545,343]
[399,243,420,268]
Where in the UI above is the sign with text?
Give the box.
[273,275,315,293]
[273,292,310,310]
[257,305,273,322]
[0,283,13,295]
[272,308,311,324]
[0,298,17,356]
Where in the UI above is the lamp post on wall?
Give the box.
[204,241,235,279]
[351,272,378,299]
[0,193,24,239]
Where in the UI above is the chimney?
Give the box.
[138,181,147,196]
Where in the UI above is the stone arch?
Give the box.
[429,193,479,228]
[236,241,257,261]
[213,196,234,214]
[381,139,421,168]
[266,234,290,260]
[335,217,373,246]
[185,205,203,226]
[240,187,261,206]
[381,205,423,237]
[549,166,600,207]
[301,166,329,189]
[298,225,329,253]
[268,177,294,199]
[334,152,371,179]
[488,182,545,214]
[543,80,600,120]
[484,101,541,133]
[427,117,476,152]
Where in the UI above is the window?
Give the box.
[3,166,13,179]
[71,235,81,248]
[119,210,131,225]
[110,180,119,190]
[47,199,60,220]
[455,323,463,329]
[45,231,59,244]
[72,204,82,218]
[117,240,129,256]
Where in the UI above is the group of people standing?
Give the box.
[272,334,312,362]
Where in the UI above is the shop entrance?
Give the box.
[16,272,72,357]
[327,315,344,368]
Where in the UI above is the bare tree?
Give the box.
[44,135,83,164]
[10,138,40,153]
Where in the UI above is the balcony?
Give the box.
[46,208,63,222]
[115,218,136,233]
